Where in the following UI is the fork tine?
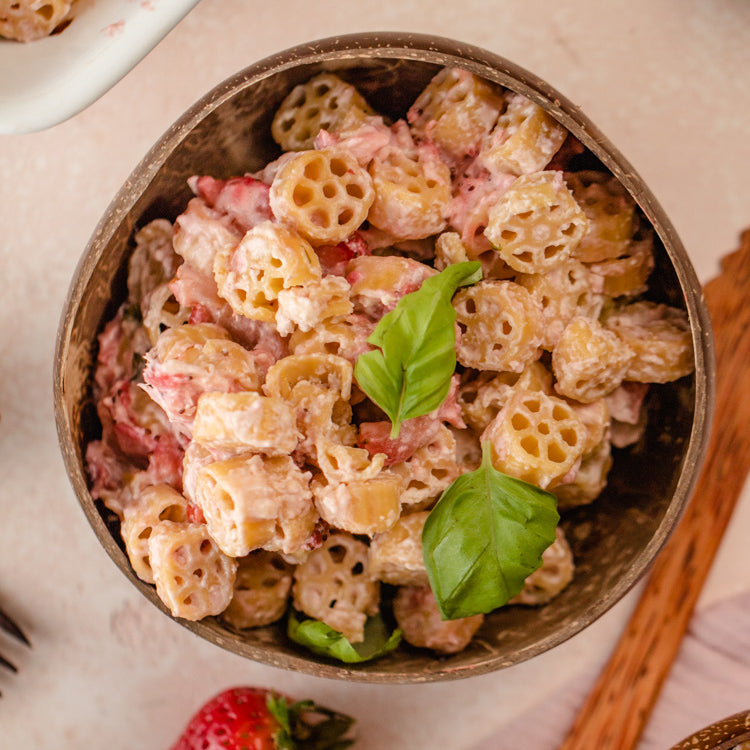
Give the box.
[0,652,17,673]
[0,607,30,647]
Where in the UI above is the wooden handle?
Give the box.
[559,230,750,750]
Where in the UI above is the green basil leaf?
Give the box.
[422,442,559,620]
[287,610,402,663]
[353,261,481,438]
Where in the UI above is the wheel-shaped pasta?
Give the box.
[121,484,188,584]
[553,438,613,509]
[367,147,451,240]
[194,454,316,557]
[482,389,587,489]
[604,301,694,383]
[458,362,554,433]
[407,68,504,161]
[288,314,373,363]
[586,230,655,298]
[393,585,484,654]
[271,73,374,152]
[480,93,567,176]
[454,280,544,373]
[213,220,321,322]
[368,511,430,587]
[269,148,374,245]
[434,231,471,270]
[127,219,181,311]
[509,527,574,605]
[315,439,385,484]
[567,397,611,455]
[389,425,461,509]
[552,317,636,403]
[0,0,74,42]
[264,353,353,402]
[141,282,192,346]
[149,521,238,621]
[173,197,242,278]
[275,275,353,337]
[284,381,356,461]
[517,260,604,350]
[484,171,589,274]
[192,392,299,455]
[346,255,436,319]
[566,171,638,263]
[221,551,293,629]
[142,323,267,435]
[292,534,379,642]
[311,472,402,536]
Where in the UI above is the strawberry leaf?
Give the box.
[422,442,559,619]
[354,261,481,438]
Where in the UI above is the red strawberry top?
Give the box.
[170,687,355,750]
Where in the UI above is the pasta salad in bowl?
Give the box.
[55,33,713,682]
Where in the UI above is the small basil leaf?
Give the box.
[422,442,560,620]
[287,610,402,663]
[354,261,481,438]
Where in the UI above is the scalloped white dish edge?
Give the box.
[0,0,200,134]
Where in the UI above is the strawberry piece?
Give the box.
[170,687,355,750]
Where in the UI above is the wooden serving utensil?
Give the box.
[559,229,750,750]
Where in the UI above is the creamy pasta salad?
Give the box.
[86,67,694,659]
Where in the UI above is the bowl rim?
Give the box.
[54,31,715,682]
[670,709,750,750]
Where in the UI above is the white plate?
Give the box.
[0,0,200,134]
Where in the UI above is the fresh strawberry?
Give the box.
[169,686,356,750]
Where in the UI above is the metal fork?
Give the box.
[0,606,30,692]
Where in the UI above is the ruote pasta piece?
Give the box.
[566,171,638,263]
[480,92,567,175]
[271,73,373,152]
[315,439,385,485]
[517,260,604,350]
[149,521,237,621]
[192,392,299,456]
[553,438,613,510]
[393,585,484,653]
[311,472,402,536]
[346,255,436,319]
[510,527,575,605]
[0,0,74,42]
[194,454,316,557]
[288,314,373,363]
[484,171,589,274]
[368,511,430,587]
[221,551,293,629]
[121,484,188,584]
[213,220,321,322]
[454,280,544,373]
[458,362,553,433]
[586,229,655,298]
[389,425,461,510]
[142,323,267,436]
[264,353,353,402]
[269,148,374,245]
[367,147,451,240]
[407,67,504,161]
[275,275,353,337]
[292,534,379,642]
[603,301,695,383]
[552,317,636,403]
[482,389,587,489]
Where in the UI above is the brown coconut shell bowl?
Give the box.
[671,710,750,750]
[54,32,714,683]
